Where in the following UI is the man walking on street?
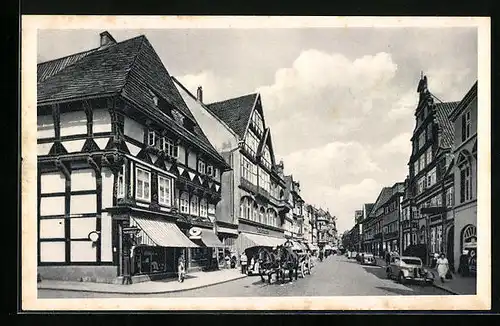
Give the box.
[240,251,248,275]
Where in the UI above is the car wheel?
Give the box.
[398,273,406,284]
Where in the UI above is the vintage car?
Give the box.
[386,256,434,285]
[349,251,358,259]
[360,253,377,266]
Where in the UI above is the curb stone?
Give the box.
[38,274,247,295]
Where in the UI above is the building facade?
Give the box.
[449,81,478,272]
[37,32,230,283]
[403,75,459,266]
[176,88,292,258]
[381,183,405,254]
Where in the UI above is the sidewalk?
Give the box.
[374,257,476,295]
[37,269,247,294]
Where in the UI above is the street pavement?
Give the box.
[38,255,450,298]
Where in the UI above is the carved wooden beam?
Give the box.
[82,100,93,137]
[55,159,70,180]
[87,155,101,174]
[52,104,61,140]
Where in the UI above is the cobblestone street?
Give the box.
[38,255,449,298]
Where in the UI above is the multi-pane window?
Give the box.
[199,198,208,218]
[252,111,264,135]
[190,195,199,216]
[206,165,213,177]
[414,160,420,175]
[426,147,433,164]
[462,110,472,142]
[427,167,437,188]
[158,175,172,206]
[436,194,443,207]
[246,198,252,219]
[418,132,426,149]
[419,155,426,171]
[241,156,257,184]
[180,192,189,213]
[162,137,178,158]
[262,146,271,169]
[259,207,265,224]
[198,160,206,174]
[259,168,270,192]
[117,165,125,198]
[460,163,472,202]
[427,123,433,141]
[253,203,259,221]
[417,177,425,194]
[245,131,259,156]
[136,168,151,201]
[147,130,156,147]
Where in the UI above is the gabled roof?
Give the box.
[369,187,393,218]
[37,33,227,168]
[449,81,478,121]
[364,203,374,216]
[434,101,459,149]
[205,93,259,138]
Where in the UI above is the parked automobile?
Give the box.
[349,251,358,259]
[360,253,377,266]
[386,255,434,285]
[355,252,363,262]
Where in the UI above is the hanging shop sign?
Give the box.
[122,226,141,235]
[88,231,100,242]
[188,227,203,239]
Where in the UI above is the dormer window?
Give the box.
[147,130,156,147]
[148,89,159,107]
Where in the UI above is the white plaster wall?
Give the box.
[41,172,66,194]
[101,212,113,262]
[60,111,87,137]
[40,218,65,239]
[37,115,55,139]
[188,151,197,170]
[71,169,96,192]
[101,168,114,209]
[177,145,186,165]
[93,109,112,133]
[175,83,239,152]
[71,241,97,262]
[124,117,144,143]
[40,242,66,262]
[70,194,97,215]
[70,217,96,239]
[40,196,65,216]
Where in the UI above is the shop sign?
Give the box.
[123,226,141,235]
[188,227,203,239]
[256,227,269,235]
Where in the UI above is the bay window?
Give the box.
[158,175,172,206]
[180,192,189,214]
[200,198,208,218]
[136,168,151,201]
[190,195,199,216]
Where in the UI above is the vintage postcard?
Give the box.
[21,16,491,311]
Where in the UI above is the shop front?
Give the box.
[186,226,225,272]
[234,222,286,261]
[215,223,239,269]
[128,215,199,283]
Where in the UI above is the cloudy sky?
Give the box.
[38,27,478,233]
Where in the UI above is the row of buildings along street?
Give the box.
[342,75,477,287]
[36,31,338,285]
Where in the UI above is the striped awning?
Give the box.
[199,228,224,247]
[235,232,286,250]
[130,216,198,248]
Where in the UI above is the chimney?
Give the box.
[197,86,203,103]
[275,160,284,176]
[99,31,117,49]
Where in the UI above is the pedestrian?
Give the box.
[177,253,186,283]
[385,251,391,266]
[468,250,477,275]
[240,251,248,275]
[436,252,449,283]
[458,250,470,276]
[250,255,255,274]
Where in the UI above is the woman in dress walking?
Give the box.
[178,253,186,283]
[436,253,449,283]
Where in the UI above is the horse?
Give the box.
[257,248,280,284]
[275,245,300,282]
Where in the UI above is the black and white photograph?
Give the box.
[21,16,490,311]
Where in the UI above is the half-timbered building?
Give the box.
[37,31,230,283]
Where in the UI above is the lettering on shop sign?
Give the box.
[256,227,269,235]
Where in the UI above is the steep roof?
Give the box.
[364,203,374,216]
[449,81,478,121]
[205,93,258,138]
[37,33,227,167]
[434,101,459,148]
[369,187,393,218]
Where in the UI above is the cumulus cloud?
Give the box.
[176,71,244,104]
